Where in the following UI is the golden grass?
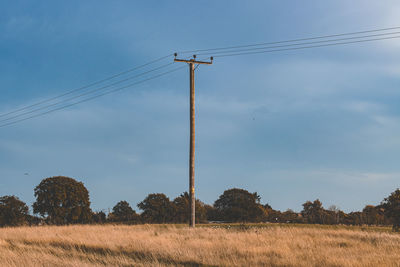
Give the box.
[0,224,400,266]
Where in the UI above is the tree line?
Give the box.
[1,176,400,231]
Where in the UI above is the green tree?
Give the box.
[137,193,175,223]
[214,188,266,222]
[327,205,342,225]
[204,204,219,221]
[347,211,364,225]
[0,195,29,227]
[264,204,282,223]
[301,199,324,224]
[361,205,388,226]
[381,189,400,231]
[92,211,107,224]
[109,201,140,223]
[33,176,92,225]
[172,192,207,223]
[26,214,43,226]
[281,209,301,223]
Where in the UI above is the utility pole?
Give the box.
[174,53,213,228]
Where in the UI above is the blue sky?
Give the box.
[1,1,400,213]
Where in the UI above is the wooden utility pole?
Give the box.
[174,53,213,227]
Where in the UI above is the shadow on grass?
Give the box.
[8,239,216,267]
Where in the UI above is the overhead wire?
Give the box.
[177,26,400,54]
[0,62,175,123]
[0,65,186,128]
[2,26,400,128]
[0,54,174,118]
[194,31,400,56]
[210,35,400,58]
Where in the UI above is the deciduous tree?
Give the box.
[214,188,265,222]
[381,189,400,231]
[33,176,92,224]
[137,193,175,223]
[92,211,107,224]
[109,201,140,223]
[301,199,324,224]
[172,192,207,223]
[0,195,29,226]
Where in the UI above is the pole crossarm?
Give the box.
[174,53,213,65]
[174,58,213,65]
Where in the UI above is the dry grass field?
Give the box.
[0,224,400,267]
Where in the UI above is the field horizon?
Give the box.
[1,223,399,266]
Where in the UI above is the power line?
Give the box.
[212,35,400,58]
[0,65,186,128]
[0,62,175,123]
[177,26,400,54]
[195,31,400,56]
[0,54,173,118]
[2,26,400,128]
